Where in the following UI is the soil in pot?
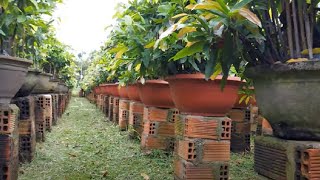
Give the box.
[138,80,175,108]
[246,61,320,140]
[166,74,242,116]
[0,55,32,104]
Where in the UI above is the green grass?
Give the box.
[19,97,173,180]
[19,97,260,180]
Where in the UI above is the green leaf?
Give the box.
[17,15,27,23]
[171,41,205,61]
[188,59,200,71]
[216,0,229,14]
[231,0,253,12]
[0,29,6,36]
[0,0,9,9]
[28,0,39,9]
[204,48,217,80]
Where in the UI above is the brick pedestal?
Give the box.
[228,108,251,152]
[254,136,320,180]
[108,96,114,121]
[51,94,59,125]
[141,107,179,151]
[119,99,130,130]
[12,97,36,163]
[112,97,120,124]
[128,101,144,139]
[174,115,231,179]
[0,104,19,180]
[35,95,52,141]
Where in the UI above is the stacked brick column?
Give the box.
[128,101,144,139]
[51,94,59,125]
[108,96,114,121]
[228,108,251,152]
[12,97,36,163]
[112,97,120,124]
[119,99,130,130]
[141,107,178,151]
[34,95,52,142]
[174,115,231,179]
[0,105,19,180]
[254,136,320,179]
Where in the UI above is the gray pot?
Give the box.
[58,82,69,93]
[31,73,54,94]
[0,55,32,104]
[15,69,41,97]
[246,61,320,140]
[50,78,60,93]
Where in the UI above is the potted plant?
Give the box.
[243,0,320,140]
[152,0,264,116]
[107,0,179,108]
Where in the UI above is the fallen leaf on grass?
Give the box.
[141,173,150,180]
[101,170,108,177]
[67,153,77,157]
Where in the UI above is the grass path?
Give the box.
[19,97,259,180]
[19,97,173,180]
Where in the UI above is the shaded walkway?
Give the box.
[19,97,173,180]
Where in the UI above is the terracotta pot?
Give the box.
[166,74,242,116]
[138,80,174,108]
[14,69,41,98]
[100,84,111,95]
[0,55,32,104]
[246,61,320,140]
[127,84,141,102]
[109,84,120,97]
[118,86,129,99]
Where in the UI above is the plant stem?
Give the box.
[292,0,301,57]
[286,0,294,59]
[303,0,313,59]
[298,0,307,50]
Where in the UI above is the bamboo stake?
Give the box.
[292,0,301,57]
[298,0,307,50]
[303,0,313,59]
[286,0,294,58]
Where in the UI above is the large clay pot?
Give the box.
[0,55,32,104]
[246,61,320,140]
[58,82,69,93]
[50,79,60,93]
[166,74,242,116]
[127,84,141,102]
[100,84,111,95]
[118,86,129,99]
[109,84,120,97]
[31,73,55,94]
[138,80,174,108]
[15,69,41,98]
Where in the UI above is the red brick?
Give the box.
[301,149,320,179]
[174,158,229,180]
[143,121,175,137]
[177,115,231,140]
[228,108,250,122]
[140,134,174,151]
[177,139,230,163]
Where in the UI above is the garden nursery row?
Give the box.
[79,0,320,179]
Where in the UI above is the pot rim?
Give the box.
[245,60,320,78]
[166,73,241,82]
[0,55,33,65]
[139,79,169,85]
